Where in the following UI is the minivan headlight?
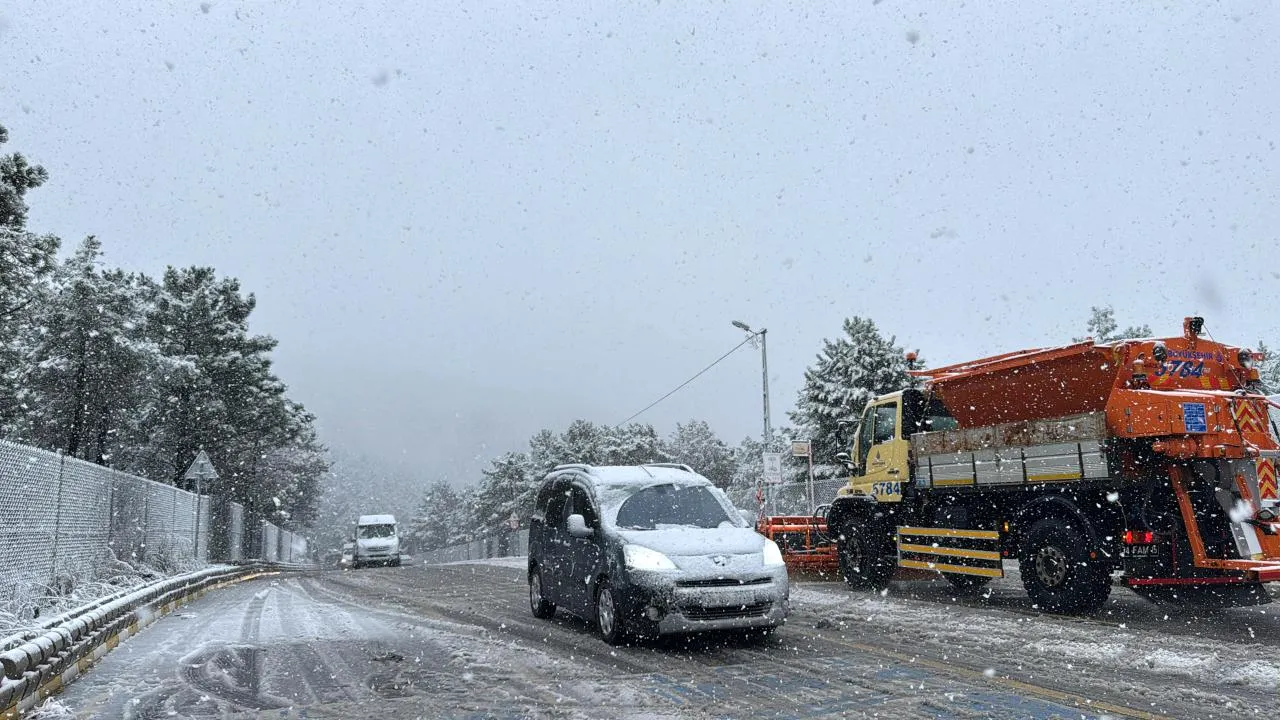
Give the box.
[624,545,678,571]
[762,539,785,567]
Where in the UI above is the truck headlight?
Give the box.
[624,545,678,571]
[762,539,785,567]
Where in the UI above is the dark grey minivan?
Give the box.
[527,463,789,644]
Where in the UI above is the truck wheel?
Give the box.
[945,573,992,595]
[1019,517,1110,613]
[837,518,893,590]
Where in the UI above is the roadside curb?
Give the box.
[0,564,300,719]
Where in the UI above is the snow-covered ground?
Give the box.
[32,560,1280,718]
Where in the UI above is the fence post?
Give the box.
[50,453,67,585]
[194,495,201,562]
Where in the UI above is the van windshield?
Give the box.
[612,483,736,530]
[358,524,396,539]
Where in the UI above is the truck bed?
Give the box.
[911,412,1109,489]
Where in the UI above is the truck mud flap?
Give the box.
[896,527,1003,578]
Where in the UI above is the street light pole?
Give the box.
[732,321,772,450]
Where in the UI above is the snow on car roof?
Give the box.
[358,514,397,525]
[583,465,710,488]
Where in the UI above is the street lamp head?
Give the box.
[732,320,752,332]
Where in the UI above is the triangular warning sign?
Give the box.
[183,449,220,481]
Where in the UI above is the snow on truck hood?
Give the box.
[618,526,766,558]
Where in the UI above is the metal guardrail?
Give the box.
[0,562,292,718]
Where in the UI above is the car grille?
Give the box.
[682,601,772,621]
[676,577,771,588]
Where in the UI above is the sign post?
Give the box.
[761,452,783,516]
[183,448,220,562]
[792,441,816,513]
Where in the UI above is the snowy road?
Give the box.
[40,562,1280,719]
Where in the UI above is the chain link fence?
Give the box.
[0,439,308,615]
[727,478,849,517]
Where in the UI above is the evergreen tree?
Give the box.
[470,452,536,537]
[12,237,159,462]
[789,317,916,477]
[667,420,734,488]
[1076,306,1152,342]
[0,124,50,230]
[1256,341,1280,395]
[0,125,60,435]
[408,481,467,552]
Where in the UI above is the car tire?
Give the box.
[392,558,402,567]
[1019,517,1111,614]
[596,580,628,646]
[529,567,556,619]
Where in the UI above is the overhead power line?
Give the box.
[616,337,755,427]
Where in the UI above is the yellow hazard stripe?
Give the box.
[899,526,999,540]
[898,543,1002,561]
[1027,472,1081,483]
[932,477,975,487]
[898,559,1004,577]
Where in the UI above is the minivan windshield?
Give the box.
[358,524,396,539]
[611,483,736,530]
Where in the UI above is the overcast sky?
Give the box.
[3,2,1278,490]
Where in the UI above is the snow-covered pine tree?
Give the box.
[11,237,158,463]
[666,420,734,488]
[789,317,916,478]
[0,124,60,437]
[408,481,466,552]
[1256,340,1280,395]
[600,422,669,466]
[1076,306,1152,342]
[470,451,537,538]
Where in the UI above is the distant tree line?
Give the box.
[0,123,324,529]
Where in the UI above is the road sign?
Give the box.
[762,452,783,484]
[791,441,811,458]
[183,449,219,482]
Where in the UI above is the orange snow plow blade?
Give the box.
[757,515,839,574]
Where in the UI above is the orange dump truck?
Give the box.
[825,316,1280,612]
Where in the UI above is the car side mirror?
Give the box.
[567,513,592,538]
[739,509,755,526]
[835,452,855,470]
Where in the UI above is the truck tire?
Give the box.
[1019,517,1110,613]
[836,517,894,590]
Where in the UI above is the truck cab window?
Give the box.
[872,403,899,445]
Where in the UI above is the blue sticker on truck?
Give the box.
[1182,402,1207,433]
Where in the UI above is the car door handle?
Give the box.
[887,468,901,475]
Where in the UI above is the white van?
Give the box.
[353,514,401,568]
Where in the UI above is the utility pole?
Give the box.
[733,321,773,450]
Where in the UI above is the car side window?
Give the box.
[568,485,599,528]
[545,481,569,529]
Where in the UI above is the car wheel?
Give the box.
[529,567,556,619]
[1019,517,1110,613]
[596,581,628,645]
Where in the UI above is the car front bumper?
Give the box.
[618,566,790,635]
